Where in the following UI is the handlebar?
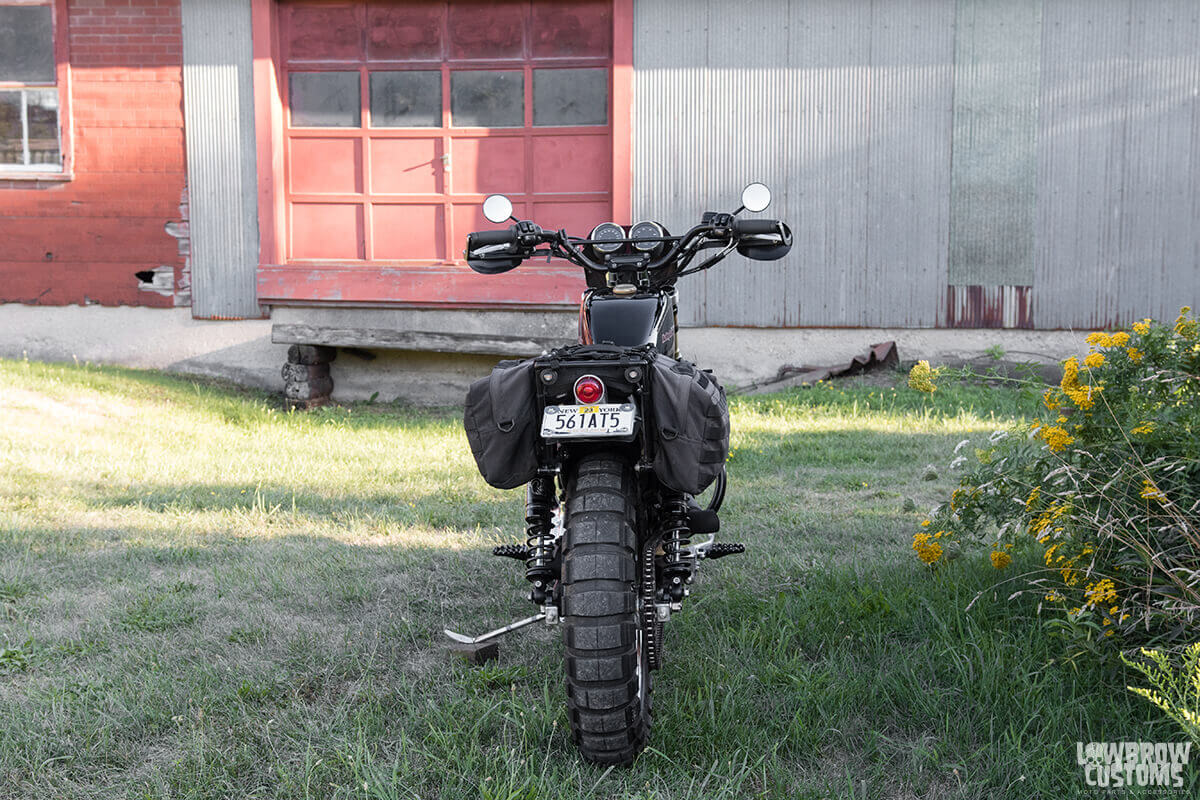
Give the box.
[465,216,791,275]
[467,229,518,247]
[731,218,782,236]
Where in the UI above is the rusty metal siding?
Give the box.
[633,0,955,328]
[180,0,260,319]
[1034,0,1200,329]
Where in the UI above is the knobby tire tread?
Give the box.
[562,451,650,765]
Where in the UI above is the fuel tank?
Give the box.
[579,290,678,357]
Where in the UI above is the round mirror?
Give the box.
[482,194,514,224]
[741,183,772,213]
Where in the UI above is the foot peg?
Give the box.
[492,543,530,560]
[680,536,745,561]
[705,542,745,560]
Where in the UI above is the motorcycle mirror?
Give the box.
[740,183,772,213]
[482,194,514,224]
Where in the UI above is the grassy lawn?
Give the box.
[0,358,1179,799]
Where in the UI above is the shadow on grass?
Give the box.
[2,510,1183,799]
[1,358,462,431]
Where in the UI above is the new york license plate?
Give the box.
[540,404,636,439]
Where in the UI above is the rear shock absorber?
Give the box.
[660,495,692,602]
[524,475,556,605]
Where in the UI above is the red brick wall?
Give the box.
[0,0,187,307]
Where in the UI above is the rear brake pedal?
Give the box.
[705,542,745,560]
[492,544,530,561]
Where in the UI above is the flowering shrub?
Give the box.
[908,309,1200,650]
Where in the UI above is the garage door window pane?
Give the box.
[451,71,522,128]
[290,72,361,127]
[370,71,441,128]
[533,68,606,127]
[0,5,54,83]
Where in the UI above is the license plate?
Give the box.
[540,403,636,439]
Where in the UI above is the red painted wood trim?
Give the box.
[255,0,622,308]
[252,0,284,267]
[611,0,633,225]
[257,264,585,307]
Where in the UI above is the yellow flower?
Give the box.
[1109,331,1130,347]
[1045,590,1064,603]
[1132,320,1151,335]
[1083,352,1104,369]
[1127,347,1144,362]
[1175,307,1198,340]
[1060,357,1099,407]
[1039,425,1074,453]
[1042,390,1060,410]
[1067,383,1100,410]
[907,360,939,393]
[1084,578,1117,606]
[1085,332,1111,347]
[990,550,1012,569]
[1140,479,1166,502]
[1025,486,1041,510]
[912,532,943,565]
[1131,422,1155,435]
[920,519,931,527]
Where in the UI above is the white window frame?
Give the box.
[0,0,71,179]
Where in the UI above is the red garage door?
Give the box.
[258,0,626,307]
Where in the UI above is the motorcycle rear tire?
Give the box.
[561,451,651,765]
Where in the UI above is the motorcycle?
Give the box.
[448,185,792,765]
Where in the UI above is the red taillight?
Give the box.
[574,375,604,404]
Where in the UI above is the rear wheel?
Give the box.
[561,451,651,765]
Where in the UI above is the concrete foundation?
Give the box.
[1,303,1091,405]
[0,304,286,391]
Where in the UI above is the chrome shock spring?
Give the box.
[660,495,692,601]
[524,476,555,604]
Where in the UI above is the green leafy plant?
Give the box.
[1122,644,1200,747]
[908,308,1200,650]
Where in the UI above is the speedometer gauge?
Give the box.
[589,222,624,254]
[629,221,665,252]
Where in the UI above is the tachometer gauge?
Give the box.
[589,222,624,254]
[630,221,665,252]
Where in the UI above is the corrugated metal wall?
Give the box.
[1034,0,1200,328]
[180,0,261,319]
[633,0,1200,328]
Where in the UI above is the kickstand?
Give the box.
[443,613,546,665]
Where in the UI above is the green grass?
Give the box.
[0,359,1186,799]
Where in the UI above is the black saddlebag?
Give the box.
[648,355,730,495]
[463,358,539,490]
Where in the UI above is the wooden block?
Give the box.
[447,640,499,665]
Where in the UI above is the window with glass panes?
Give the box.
[0,0,62,172]
[279,0,613,264]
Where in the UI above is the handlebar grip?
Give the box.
[467,229,518,247]
[730,218,783,236]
